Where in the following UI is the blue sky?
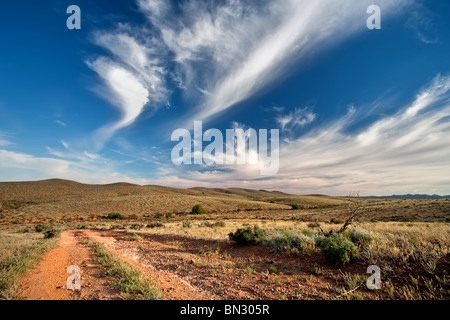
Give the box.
[0,0,449,195]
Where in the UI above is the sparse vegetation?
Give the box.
[84,240,162,300]
[1,181,449,300]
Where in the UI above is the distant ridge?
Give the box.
[0,179,139,188]
[16,178,84,187]
[369,194,450,199]
[0,179,448,199]
[103,182,139,187]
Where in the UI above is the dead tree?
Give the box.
[313,191,365,237]
[337,192,364,233]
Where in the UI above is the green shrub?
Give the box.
[106,212,124,220]
[291,204,301,210]
[191,204,207,215]
[228,225,266,245]
[320,234,359,265]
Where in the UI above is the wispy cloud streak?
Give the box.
[154,75,450,195]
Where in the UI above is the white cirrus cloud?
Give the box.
[275,107,316,131]
[90,0,411,133]
[154,75,450,195]
[87,58,150,148]
[146,0,411,123]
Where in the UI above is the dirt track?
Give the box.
[19,229,342,300]
[18,230,121,300]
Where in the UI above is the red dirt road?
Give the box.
[19,229,352,300]
[19,230,121,300]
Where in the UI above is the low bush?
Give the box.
[320,234,359,265]
[228,225,266,245]
[191,204,207,215]
[106,212,124,220]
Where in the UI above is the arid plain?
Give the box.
[1,179,449,300]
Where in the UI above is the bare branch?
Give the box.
[336,192,365,234]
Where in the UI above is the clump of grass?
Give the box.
[84,240,162,300]
[309,265,322,275]
[347,229,375,246]
[106,212,124,220]
[228,225,266,245]
[342,272,365,291]
[291,204,301,210]
[191,204,207,215]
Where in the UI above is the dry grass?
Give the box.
[0,230,60,299]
